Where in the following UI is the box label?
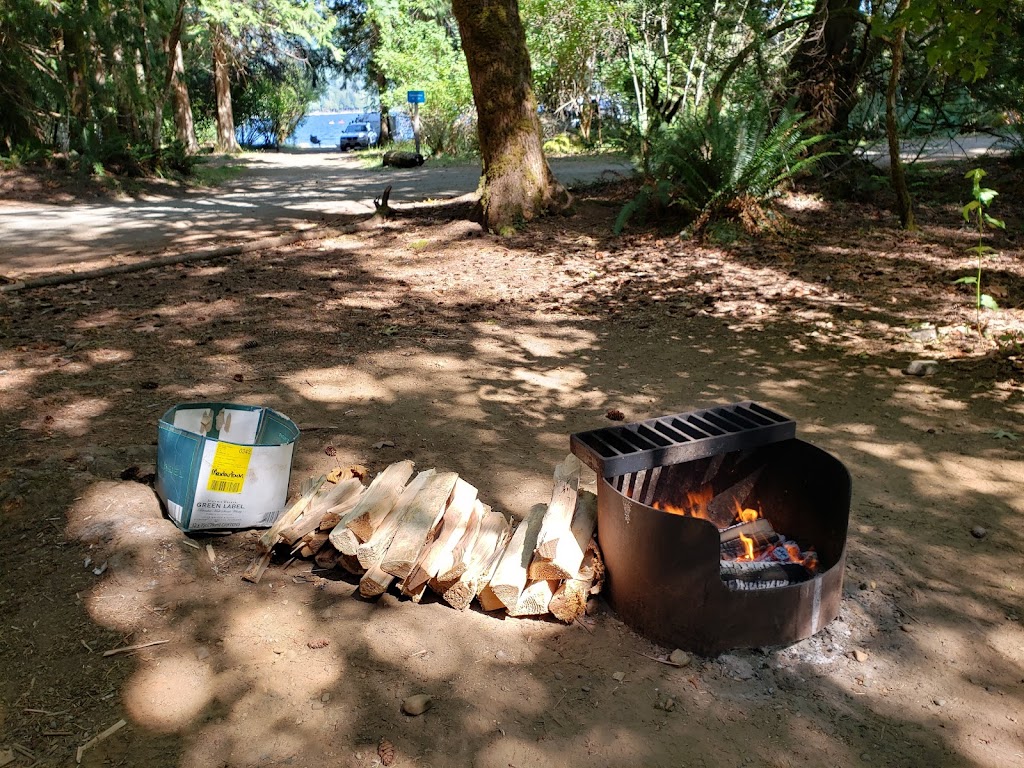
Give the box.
[207,443,253,494]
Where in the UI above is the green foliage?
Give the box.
[234,60,321,147]
[616,106,826,236]
[543,132,588,156]
[955,168,1005,332]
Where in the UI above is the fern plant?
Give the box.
[615,107,827,236]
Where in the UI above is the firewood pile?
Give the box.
[243,455,603,622]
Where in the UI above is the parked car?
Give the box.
[338,121,378,150]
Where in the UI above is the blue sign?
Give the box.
[407,90,426,104]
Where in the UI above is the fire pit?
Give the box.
[571,403,850,656]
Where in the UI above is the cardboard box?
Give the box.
[156,403,299,532]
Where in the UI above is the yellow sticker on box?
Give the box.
[207,443,253,494]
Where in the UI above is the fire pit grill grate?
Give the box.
[570,401,795,477]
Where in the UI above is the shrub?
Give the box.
[615,107,827,237]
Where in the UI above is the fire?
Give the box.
[739,508,758,523]
[738,532,755,561]
[653,485,714,520]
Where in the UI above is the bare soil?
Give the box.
[1,157,1023,768]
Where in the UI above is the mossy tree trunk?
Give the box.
[787,0,868,137]
[886,0,916,230]
[212,22,239,153]
[451,0,570,232]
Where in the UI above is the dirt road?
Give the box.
[0,152,633,281]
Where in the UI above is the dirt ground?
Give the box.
[1,157,1023,768]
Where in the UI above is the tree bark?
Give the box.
[786,0,867,136]
[451,0,569,232]
[211,22,239,153]
[886,0,916,230]
[170,39,198,153]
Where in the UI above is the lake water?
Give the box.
[242,111,415,148]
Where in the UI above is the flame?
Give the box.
[739,508,759,523]
[653,485,714,520]
[738,532,755,561]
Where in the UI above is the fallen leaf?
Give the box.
[325,445,337,456]
[307,638,330,649]
[232,373,244,382]
[373,440,396,449]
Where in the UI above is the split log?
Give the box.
[337,553,365,576]
[402,478,478,600]
[528,489,597,580]
[314,542,342,570]
[360,564,395,598]
[259,475,327,551]
[355,469,436,568]
[507,579,560,616]
[549,538,604,623]
[532,455,583,561]
[329,460,415,550]
[318,510,343,532]
[381,471,459,580]
[280,477,364,545]
[437,507,512,611]
[479,503,548,611]
[294,531,329,559]
[434,500,484,583]
[242,551,272,583]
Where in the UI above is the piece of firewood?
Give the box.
[549,538,602,623]
[528,489,597,580]
[360,563,395,598]
[314,542,341,570]
[434,499,483,583]
[242,551,272,583]
[356,469,436,568]
[318,510,343,531]
[479,503,548,611]
[507,579,559,616]
[381,471,459,580]
[259,475,327,551]
[436,506,512,610]
[336,460,416,544]
[532,455,583,561]
[402,478,478,600]
[337,553,365,576]
[295,531,329,558]
[280,477,364,545]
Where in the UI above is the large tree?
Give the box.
[451,0,569,232]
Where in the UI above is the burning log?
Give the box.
[329,460,415,550]
[381,471,459,580]
[529,489,597,580]
[479,503,547,611]
[402,478,479,601]
[438,508,513,611]
[355,470,435,567]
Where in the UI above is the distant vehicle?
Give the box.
[338,121,378,150]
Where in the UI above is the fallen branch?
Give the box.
[76,719,127,763]
[102,639,170,657]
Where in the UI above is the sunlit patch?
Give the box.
[44,396,111,436]
[280,367,393,404]
[87,348,133,364]
[123,657,215,732]
[778,192,827,212]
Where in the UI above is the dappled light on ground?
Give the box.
[1,160,1023,767]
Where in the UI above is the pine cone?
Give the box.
[378,738,396,766]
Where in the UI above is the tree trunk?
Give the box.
[170,39,198,153]
[451,0,569,232]
[886,0,915,230]
[787,0,866,136]
[211,23,239,153]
